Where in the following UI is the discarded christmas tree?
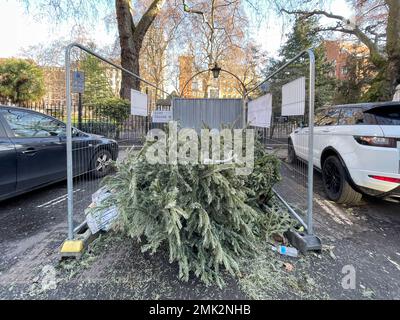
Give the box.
[101,128,293,287]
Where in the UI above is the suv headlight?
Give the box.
[354,136,397,148]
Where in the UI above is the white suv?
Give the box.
[288,102,400,204]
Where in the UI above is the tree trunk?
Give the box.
[115,0,166,100]
[116,0,138,99]
[385,0,400,97]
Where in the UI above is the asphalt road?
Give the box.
[0,179,95,242]
[0,157,399,299]
[277,161,400,299]
[0,178,98,277]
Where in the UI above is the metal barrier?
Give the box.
[63,43,320,253]
[245,49,321,252]
[172,98,243,131]
[65,43,170,240]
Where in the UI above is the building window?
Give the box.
[192,80,199,91]
[208,88,219,98]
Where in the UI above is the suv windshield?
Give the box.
[366,105,400,125]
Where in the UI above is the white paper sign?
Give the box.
[152,110,172,123]
[131,89,148,116]
[248,93,272,128]
[282,77,305,116]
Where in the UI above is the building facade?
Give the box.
[178,55,244,99]
[324,40,370,81]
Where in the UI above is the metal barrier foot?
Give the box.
[59,221,97,259]
[60,240,85,259]
[284,229,322,255]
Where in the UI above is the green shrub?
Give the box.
[88,97,130,139]
[0,58,45,104]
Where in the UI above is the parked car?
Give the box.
[0,106,118,201]
[288,102,400,204]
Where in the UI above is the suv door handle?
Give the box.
[322,129,331,133]
[22,147,37,155]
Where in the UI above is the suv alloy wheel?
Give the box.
[322,155,362,205]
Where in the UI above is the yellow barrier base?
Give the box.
[60,240,84,258]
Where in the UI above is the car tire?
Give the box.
[322,155,362,205]
[90,149,113,179]
[287,139,297,164]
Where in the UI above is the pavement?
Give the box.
[0,148,399,300]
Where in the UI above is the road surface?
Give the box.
[0,155,399,299]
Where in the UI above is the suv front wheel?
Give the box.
[322,155,362,205]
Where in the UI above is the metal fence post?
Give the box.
[65,44,74,240]
[171,96,174,113]
[306,49,316,235]
[244,48,321,253]
[242,97,247,128]
[63,43,174,242]
[78,93,83,130]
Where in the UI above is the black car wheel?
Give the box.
[322,155,362,205]
[91,149,113,179]
[287,139,297,164]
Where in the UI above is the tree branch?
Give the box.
[182,0,214,32]
[281,8,351,24]
[116,0,135,51]
[134,0,166,44]
[281,8,387,67]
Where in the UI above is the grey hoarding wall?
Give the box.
[173,98,243,131]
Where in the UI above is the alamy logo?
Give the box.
[144,122,255,176]
[341,265,356,290]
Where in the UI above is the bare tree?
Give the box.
[140,2,184,99]
[20,40,69,67]
[21,0,167,99]
[115,0,167,98]
[182,0,258,97]
[183,0,247,66]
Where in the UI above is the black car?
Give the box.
[0,106,118,201]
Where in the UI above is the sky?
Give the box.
[0,0,352,59]
[0,0,116,58]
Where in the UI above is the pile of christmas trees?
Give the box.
[101,130,293,287]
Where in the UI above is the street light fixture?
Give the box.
[211,63,222,79]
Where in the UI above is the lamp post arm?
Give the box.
[180,67,247,97]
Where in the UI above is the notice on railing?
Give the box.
[131,89,148,116]
[282,77,305,116]
[248,93,272,128]
[152,110,172,123]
